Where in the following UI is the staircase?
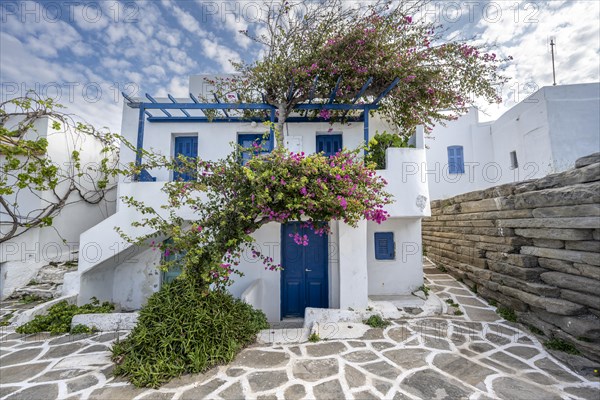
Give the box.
[10,261,77,300]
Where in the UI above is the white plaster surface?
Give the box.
[426,83,600,199]
[71,312,139,331]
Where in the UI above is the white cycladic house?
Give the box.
[73,75,431,322]
[425,83,600,200]
[0,116,117,299]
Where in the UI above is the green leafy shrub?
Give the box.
[0,313,13,326]
[488,299,497,307]
[19,294,44,304]
[496,306,517,322]
[528,325,544,335]
[363,315,391,328]
[365,131,414,169]
[111,279,268,388]
[71,324,97,334]
[416,285,430,298]
[308,333,320,343]
[16,298,114,334]
[544,338,580,355]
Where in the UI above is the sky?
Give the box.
[1,0,599,131]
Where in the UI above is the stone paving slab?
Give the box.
[2,260,599,399]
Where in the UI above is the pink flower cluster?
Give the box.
[289,232,309,246]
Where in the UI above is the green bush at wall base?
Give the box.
[16,298,113,335]
[111,278,269,388]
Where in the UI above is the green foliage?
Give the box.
[445,298,458,307]
[437,265,448,273]
[528,325,544,335]
[213,0,510,143]
[496,307,517,322]
[16,298,114,335]
[0,313,13,326]
[544,338,580,355]
[363,315,391,328]
[19,294,44,304]
[1,94,120,244]
[454,310,464,316]
[119,145,391,290]
[111,279,268,388]
[416,285,429,298]
[488,299,497,307]
[71,324,98,334]
[365,131,414,169]
[470,284,478,294]
[308,333,321,343]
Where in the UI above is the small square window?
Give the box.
[238,133,272,165]
[510,151,518,169]
[374,232,395,260]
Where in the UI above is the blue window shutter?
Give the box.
[238,133,272,165]
[316,134,343,157]
[374,232,394,260]
[174,136,198,181]
[448,146,464,174]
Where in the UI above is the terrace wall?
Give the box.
[422,153,600,362]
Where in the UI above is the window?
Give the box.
[161,239,184,285]
[238,133,272,165]
[316,134,343,158]
[510,151,518,169]
[447,145,465,174]
[374,232,395,260]
[173,136,198,181]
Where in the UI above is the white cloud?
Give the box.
[201,39,241,72]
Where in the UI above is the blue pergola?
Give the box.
[122,76,400,178]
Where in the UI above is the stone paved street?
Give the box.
[1,259,599,399]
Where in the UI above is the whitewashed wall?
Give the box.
[0,116,117,299]
[426,83,600,200]
[367,218,423,295]
[77,75,429,318]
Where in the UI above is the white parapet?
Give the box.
[377,148,431,218]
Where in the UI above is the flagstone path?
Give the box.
[1,259,599,400]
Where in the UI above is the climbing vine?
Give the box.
[0,94,120,243]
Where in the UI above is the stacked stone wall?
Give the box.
[422,153,600,362]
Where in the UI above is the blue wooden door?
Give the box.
[173,136,198,181]
[281,222,328,318]
[316,134,342,157]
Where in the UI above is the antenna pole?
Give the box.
[550,39,557,86]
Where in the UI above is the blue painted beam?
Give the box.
[353,77,374,103]
[145,94,172,117]
[140,102,370,111]
[341,77,373,119]
[213,94,229,117]
[146,116,364,123]
[135,105,146,178]
[189,93,200,103]
[122,91,137,106]
[328,76,342,104]
[140,103,271,110]
[168,94,191,117]
[371,77,400,105]
[363,106,369,156]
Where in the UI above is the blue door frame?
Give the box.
[173,136,198,181]
[281,222,329,319]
